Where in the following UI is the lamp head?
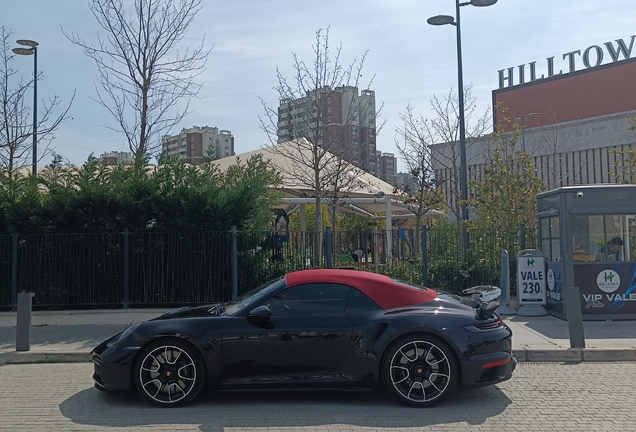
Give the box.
[427,15,455,26]
[469,0,497,6]
[12,48,34,56]
[16,39,39,47]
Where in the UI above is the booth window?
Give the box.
[571,214,635,262]
[540,217,561,261]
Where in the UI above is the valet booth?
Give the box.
[537,185,636,320]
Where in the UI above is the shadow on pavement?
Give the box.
[507,315,636,340]
[59,386,511,430]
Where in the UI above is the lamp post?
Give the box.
[12,39,39,176]
[517,113,541,152]
[428,0,496,255]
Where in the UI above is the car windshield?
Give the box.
[221,276,285,316]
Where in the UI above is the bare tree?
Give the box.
[259,28,382,259]
[530,108,578,189]
[608,113,636,184]
[64,0,210,163]
[401,86,491,226]
[0,27,73,175]
[394,104,445,256]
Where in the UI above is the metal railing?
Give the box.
[0,225,536,311]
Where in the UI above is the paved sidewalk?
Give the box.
[1,308,635,364]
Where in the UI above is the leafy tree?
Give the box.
[2,153,282,234]
[609,146,636,184]
[467,121,545,233]
[338,212,371,233]
[289,204,331,232]
[64,0,210,163]
[608,114,636,184]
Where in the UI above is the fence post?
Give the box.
[123,228,129,309]
[325,227,333,268]
[520,224,526,251]
[11,233,18,312]
[421,226,428,287]
[232,226,238,300]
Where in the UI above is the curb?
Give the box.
[0,352,92,365]
[3,349,636,365]
[0,309,167,327]
[513,348,636,362]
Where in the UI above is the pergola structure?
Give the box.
[212,139,444,262]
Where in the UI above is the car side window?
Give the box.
[267,283,351,316]
[346,289,381,312]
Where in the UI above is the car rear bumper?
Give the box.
[461,351,516,388]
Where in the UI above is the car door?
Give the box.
[222,283,353,381]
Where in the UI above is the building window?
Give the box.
[540,217,561,262]
[572,214,634,262]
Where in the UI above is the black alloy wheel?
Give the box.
[134,339,205,407]
[382,334,457,407]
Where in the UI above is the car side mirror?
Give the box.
[248,305,272,320]
[247,305,273,329]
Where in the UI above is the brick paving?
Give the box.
[1,362,635,431]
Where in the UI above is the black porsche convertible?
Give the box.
[92,269,515,407]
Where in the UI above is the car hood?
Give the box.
[153,303,222,320]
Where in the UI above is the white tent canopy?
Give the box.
[212,138,442,217]
[212,139,444,263]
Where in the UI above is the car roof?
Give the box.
[285,269,437,310]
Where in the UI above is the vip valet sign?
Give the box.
[517,250,547,306]
[574,264,636,316]
[498,34,636,88]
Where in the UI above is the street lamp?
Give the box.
[517,113,541,152]
[428,0,497,254]
[12,39,39,176]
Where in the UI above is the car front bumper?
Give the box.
[91,338,137,392]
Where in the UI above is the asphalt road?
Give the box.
[2,362,635,431]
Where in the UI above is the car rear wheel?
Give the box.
[134,339,204,407]
[382,334,457,407]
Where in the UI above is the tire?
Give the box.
[134,338,205,407]
[382,334,457,407]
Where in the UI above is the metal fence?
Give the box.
[0,225,536,311]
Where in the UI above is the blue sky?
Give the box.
[4,0,636,170]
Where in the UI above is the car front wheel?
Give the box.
[382,335,457,407]
[134,339,204,407]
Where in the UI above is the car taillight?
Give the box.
[482,357,511,369]
[474,317,503,330]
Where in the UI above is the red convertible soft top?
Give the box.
[285,269,438,310]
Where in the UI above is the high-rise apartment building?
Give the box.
[395,172,418,195]
[378,152,397,186]
[161,126,234,164]
[100,151,132,165]
[277,86,377,173]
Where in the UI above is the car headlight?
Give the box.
[116,322,141,344]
